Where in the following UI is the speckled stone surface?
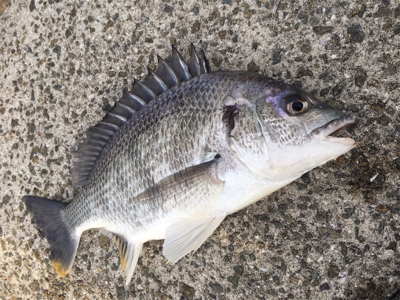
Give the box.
[1,0,399,299]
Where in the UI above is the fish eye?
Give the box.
[291,101,304,112]
[284,96,309,115]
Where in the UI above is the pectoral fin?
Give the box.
[160,157,226,263]
[163,214,226,263]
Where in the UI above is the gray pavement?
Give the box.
[1,0,399,299]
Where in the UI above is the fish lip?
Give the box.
[311,114,356,145]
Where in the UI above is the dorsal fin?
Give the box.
[72,44,210,188]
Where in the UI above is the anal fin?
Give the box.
[102,231,143,285]
[106,233,129,270]
[163,214,226,264]
[123,242,142,286]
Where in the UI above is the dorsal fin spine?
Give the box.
[171,46,191,81]
[103,112,127,125]
[98,122,120,131]
[156,55,179,87]
[121,90,146,110]
[82,145,103,152]
[188,44,201,76]
[84,139,106,148]
[128,92,146,106]
[147,68,168,93]
[131,81,154,103]
[117,102,136,115]
[134,80,156,99]
[87,131,109,142]
[199,49,210,74]
[89,127,114,136]
[112,102,135,119]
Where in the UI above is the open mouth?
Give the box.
[311,115,356,146]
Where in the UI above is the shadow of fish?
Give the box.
[23,44,356,285]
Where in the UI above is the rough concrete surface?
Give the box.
[1,0,399,299]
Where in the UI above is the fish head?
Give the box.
[227,79,356,180]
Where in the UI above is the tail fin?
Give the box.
[22,196,80,277]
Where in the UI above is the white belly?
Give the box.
[217,165,300,215]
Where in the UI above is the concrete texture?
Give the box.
[1,0,399,299]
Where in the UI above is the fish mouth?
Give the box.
[311,115,356,146]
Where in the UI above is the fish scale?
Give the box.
[23,45,355,285]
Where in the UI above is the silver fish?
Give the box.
[23,45,356,285]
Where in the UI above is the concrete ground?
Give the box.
[1,0,399,299]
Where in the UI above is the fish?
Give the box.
[22,44,356,285]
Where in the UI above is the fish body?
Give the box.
[23,45,355,285]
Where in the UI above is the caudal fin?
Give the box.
[22,196,80,277]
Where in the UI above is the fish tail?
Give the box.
[22,196,80,277]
